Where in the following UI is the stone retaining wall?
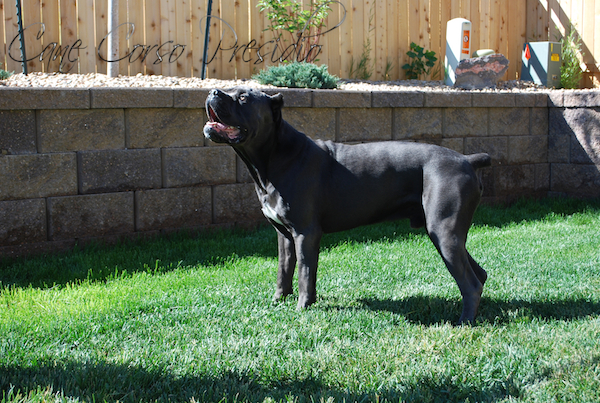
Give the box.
[0,87,598,256]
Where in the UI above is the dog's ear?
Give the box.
[270,93,284,124]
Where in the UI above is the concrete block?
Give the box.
[163,147,237,187]
[515,93,537,107]
[372,91,424,107]
[530,108,549,136]
[535,164,550,191]
[489,107,530,136]
[443,107,488,137]
[236,155,254,183]
[551,163,600,197]
[0,110,36,154]
[472,93,515,107]
[548,107,571,136]
[283,107,336,141]
[393,108,442,140]
[38,109,125,152]
[213,183,264,224]
[313,91,370,108]
[0,88,90,109]
[126,108,205,148]
[571,133,600,165]
[495,164,536,195]
[464,137,507,165]
[91,88,173,108]
[424,92,471,107]
[547,92,563,107]
[264,88,313,107]
[135,187,212,231]
[508,135,548,164]
[0,153,77,201]
[562,108,600,165]
[441,138,464,154]
[548,134,571,163]
[48,192,134,241]
[174,88,212,108]
[78,149,162,194]
[0,198,46,246]
[338,108,392,142]
[563,90,600,107]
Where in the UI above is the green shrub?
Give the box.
[560,25,583,89]
[253,62,339,89]
[0,69,13,80]
[402,42,438,80]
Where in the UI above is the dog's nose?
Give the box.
[210,89,218,96]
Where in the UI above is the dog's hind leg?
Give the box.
[274,229,297,301]
[468,252,487,286]
[423,183,484,324]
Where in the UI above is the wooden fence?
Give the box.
[1,0,598,86]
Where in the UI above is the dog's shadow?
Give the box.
[359,295,600,326]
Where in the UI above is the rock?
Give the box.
[454,54,510,89]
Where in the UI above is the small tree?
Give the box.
[258,0,332,63]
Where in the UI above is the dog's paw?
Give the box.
[296,294,316,310]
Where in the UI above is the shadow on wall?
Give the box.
[549,105,600,197]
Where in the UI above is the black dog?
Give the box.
[204,87,491,324]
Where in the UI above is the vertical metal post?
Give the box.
[15,0,28,74]
[201,0,213,79]
[107,0,119,77]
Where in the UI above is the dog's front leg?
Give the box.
[274,229,296,301]
[294,231,322,309]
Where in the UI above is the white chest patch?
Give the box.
[262,204,284,225]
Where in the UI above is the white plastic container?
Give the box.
[444,18,472,86]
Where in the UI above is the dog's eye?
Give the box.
[238,94,248,102]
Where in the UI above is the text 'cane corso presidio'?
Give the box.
[204,87,492,324]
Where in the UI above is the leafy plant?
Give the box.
[0,69,13,80]
[559,25,583,89]
[258,0,332,63]
[402,42,438,80]
[253,61,339,89]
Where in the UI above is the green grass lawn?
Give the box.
[1,197,599,403]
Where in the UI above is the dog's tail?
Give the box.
[466,153,492,170]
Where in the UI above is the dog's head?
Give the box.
[203,87,284,145]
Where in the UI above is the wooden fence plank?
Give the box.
[339,0,352,77]
[4,0,21,72]
[41,0,60,73]
[219,0,235,78]
[191,0,204,77]
[479,0,490,49]
[22,0,40,72]
[384,0,399,80]
[249,0,264,76]
[60,0,78,73]
[507,0,526,79]
[95,0,108,74]
[144,0,162,75]
[234,0,251,79]
[488,0,499,52]
[175,0,191,77]
[127,0,146,75]
[77,0,96,74]
[118,0,128,75]
[374,0,386,79]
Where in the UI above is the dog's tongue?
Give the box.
[205,121,241,139]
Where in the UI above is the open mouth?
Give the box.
[204,105,242,141]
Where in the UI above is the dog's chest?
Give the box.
[259,185,286,225]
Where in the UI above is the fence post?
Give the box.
[15,0,27,74]
[107,0,119,77]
